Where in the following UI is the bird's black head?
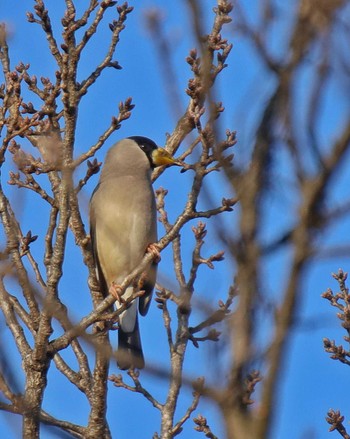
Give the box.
[128,135,180,169]
[128,136,158,167]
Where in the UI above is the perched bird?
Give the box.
[89,136,179,369]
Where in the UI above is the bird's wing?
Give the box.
[90,176,157,317]
[90,185,109,297]
[138,192,157,316]
[138,261,157,316]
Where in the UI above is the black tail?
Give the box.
[117,317,145,370]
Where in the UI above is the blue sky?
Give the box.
[1,1,350,438]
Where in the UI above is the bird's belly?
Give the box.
[95,188,156,285]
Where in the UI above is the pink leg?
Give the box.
[109,281,125,303]
[147,243,161,263]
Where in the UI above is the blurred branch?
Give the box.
[145,9,183,119]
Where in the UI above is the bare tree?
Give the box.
[210,1,350,438]
[1,1,350,439]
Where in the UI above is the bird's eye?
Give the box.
[140,144,145,149]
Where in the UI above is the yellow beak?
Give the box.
[151,147,181,167]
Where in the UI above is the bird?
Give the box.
[89,136,180,369]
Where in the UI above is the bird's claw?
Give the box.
[95,319,118,333]
[95,321,106,333]
[109,282,125,304]
[147,243,161,263]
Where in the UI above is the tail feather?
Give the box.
[117,317,145,370]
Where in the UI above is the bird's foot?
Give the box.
[95,319,118,333]
[109,282,125,304]
[137,271,148,291]
[147,243,161,263]
[94,321,106,333]
[105,319,119,331]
